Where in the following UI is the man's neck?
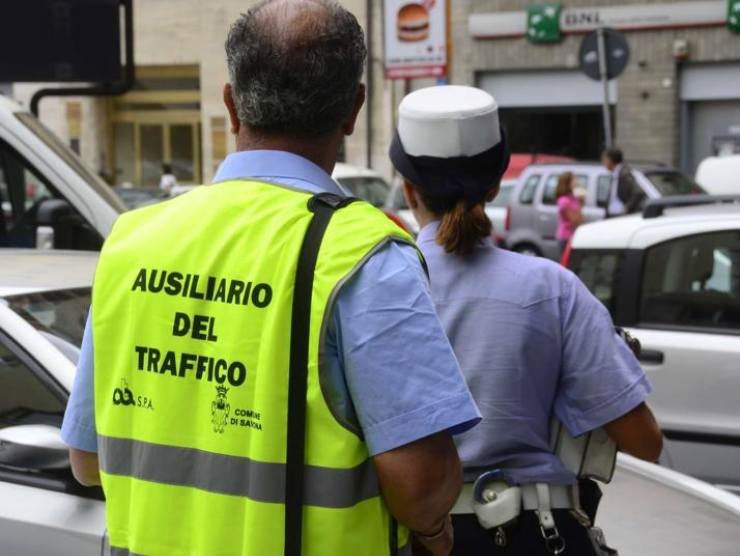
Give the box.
[235,129,341,175]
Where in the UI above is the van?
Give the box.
[695,155,740,195]
[0,95,124,250]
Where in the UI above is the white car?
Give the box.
[0,250,105,555]
[0,96,124,250]
[565,196,740,492]
[1,249,740,554]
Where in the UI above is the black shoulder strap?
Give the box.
[284,193,358,556]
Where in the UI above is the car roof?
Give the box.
[332,163,383,180]
[0,95,22,114]
[0,249,97,297]
[571,203,740,249]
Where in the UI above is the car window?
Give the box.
[596,175,612,208]
[519,174,541,205]
[0,140,102,250]
[336,177,389,208]
[7,288,90,351]
[568,251,623,314]
[542,174,588,206]
[640,231,740,331]
[643,171,705,196]
[0,335,65,430]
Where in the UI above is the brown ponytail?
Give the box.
[435,199,492,257]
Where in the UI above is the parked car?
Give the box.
[1,249,740,554]
[332,163,411,232]
[695,154,740,195]
[565,196,740,493]
[114,186,167,209]
[506,162,705,259]
[0,96,124,250]
[0,250,105,555]
[485,180,515,244]
[502,153,574,182]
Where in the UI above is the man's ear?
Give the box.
[223,83,240,135]
[342,84,366,136]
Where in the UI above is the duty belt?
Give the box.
[451,483,577,515]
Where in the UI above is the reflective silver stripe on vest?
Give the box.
[110,548,143,556]
[98,435,379,508]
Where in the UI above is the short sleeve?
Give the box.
[554,274,652,437]
[60,311,98,453]
[327,241,481,456]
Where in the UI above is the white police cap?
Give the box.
[398,85,502,159]
[389,85,510,205]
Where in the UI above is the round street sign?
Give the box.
[579,28,630,81]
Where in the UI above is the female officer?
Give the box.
[390,86,663,556]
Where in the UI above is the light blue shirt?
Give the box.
[418,222,652,485]
[61,151,480,456]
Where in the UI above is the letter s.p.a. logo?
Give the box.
[113,379,136,406]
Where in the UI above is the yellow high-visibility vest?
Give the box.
[93,180,414,555]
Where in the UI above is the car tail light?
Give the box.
[384,211,410,233]
[505,207,512,232]
[560,239,573,267]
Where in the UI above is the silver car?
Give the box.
[505,162,704,259]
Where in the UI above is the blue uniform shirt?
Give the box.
[61,151,481,456]
[417,221,652,485]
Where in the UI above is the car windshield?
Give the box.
[115,187,166,209]
[644,171,705,196]
[15,112,127,213]
[488,183,515,207]
[6,288,90,363]
[336,176,390,208]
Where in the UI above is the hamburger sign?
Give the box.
[384,0,448,79]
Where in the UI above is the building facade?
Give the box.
[8,0,740,185]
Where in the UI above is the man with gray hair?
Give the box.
[62,1,479,555]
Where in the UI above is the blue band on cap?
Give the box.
[389,129,511,206]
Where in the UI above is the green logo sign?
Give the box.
[527,4,562,43]
[730,0,740,32]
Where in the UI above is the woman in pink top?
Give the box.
[556,171,583,253]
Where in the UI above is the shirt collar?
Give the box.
[418,219,495,250]
[212,150,346,196]
[417,220,441,246]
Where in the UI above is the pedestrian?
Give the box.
[601,147,646,216]
[61,3,481,555]
[555,171,582,254]
[390,85,663,556]
[159,162,177,195]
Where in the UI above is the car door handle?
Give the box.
[639,349,664,365]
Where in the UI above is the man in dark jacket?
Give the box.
[602,148,646,216]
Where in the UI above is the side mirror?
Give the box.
[34,198,102,250]
[0,424,69,470]
[36,225,55,250]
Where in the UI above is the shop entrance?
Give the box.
[499,106,607,160]
[109,65,202,187]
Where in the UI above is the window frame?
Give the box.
[0,328,103,499]
[635,231,740,337]
[518,173,541,205]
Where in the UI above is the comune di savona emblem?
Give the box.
[211,385,230,433]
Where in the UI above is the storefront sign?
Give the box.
[527,4,562,43]
[384,0,448,79]
[730,0,740,32]
[470,1,727,40]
